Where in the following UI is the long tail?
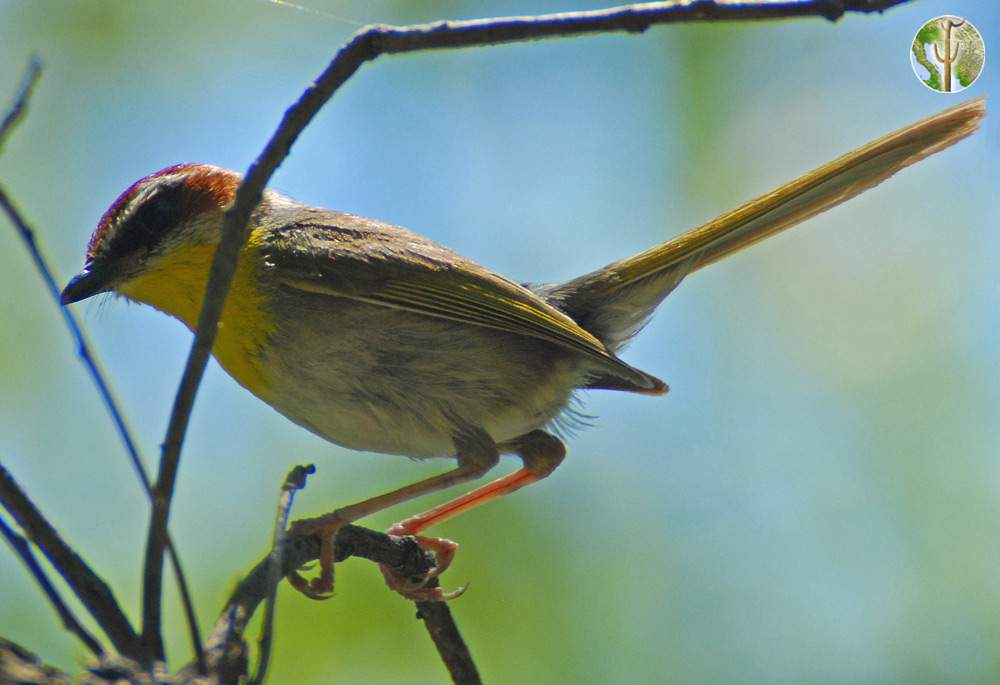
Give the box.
[539,97,985,358]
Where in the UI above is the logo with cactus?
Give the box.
[911,16,985,93]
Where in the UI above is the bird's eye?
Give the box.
[109,184,183,258]
[146,193,168,214]
[138,191,175,230]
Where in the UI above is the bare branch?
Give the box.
[201,522,479,681]
[0,516,103,657]
[0,185,142,472]
[0,61,206,672]
[250,465,315,685]
[0,57,40,150]
[140,0,916,665]
[359,0,913,52]
[1,517,474,683]
[416,597,481,685]
[0,461,139,657]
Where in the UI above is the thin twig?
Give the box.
[0,515,104,657]
[139,0,916,663]
[0,57,40,149]
[352,0,912,53]
[0,61,206,672]
[0,461,139,656]
[250,464,315,685]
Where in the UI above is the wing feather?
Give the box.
[259,215,663,391]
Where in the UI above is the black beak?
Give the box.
[61,265,112,304]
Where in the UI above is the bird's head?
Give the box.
[61,163,241,306]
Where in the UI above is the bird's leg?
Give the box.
[389,430,566,536]
[288,429,499,600]
[381,430,566,600]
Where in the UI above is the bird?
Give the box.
[61,97,984,600]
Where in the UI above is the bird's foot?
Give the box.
[380,526,466,601]
[287,512,345,600]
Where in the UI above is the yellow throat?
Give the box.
[118,228,276,395]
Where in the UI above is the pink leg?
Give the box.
[381,430,566,600]
[288,432,499,599]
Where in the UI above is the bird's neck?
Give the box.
[118,230,277,396]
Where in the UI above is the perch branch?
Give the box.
[202,521,478,682]
[0,60,206,672]
[139,0,916,664]
[7,522,464,684]
[416,596,482,685]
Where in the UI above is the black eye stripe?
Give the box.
[107,181,185,258]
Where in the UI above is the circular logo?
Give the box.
[911,16,985,93]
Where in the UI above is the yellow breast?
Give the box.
[118,228,276,396]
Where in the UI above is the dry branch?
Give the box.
[203,524,465,681]
[0,57,40,148]
[0,458,468,683]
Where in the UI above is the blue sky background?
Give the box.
[0,1,998,682]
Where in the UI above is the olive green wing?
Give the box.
[259,215,664,393]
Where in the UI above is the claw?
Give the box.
[287,513,345,600]
[404,581,469,602]
[379,533,466,601]
[287,569,332,600]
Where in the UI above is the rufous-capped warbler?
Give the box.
[61,98,985,600]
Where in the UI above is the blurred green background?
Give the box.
[1,1,997,682]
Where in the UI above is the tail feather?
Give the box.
[539,97,985,354]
